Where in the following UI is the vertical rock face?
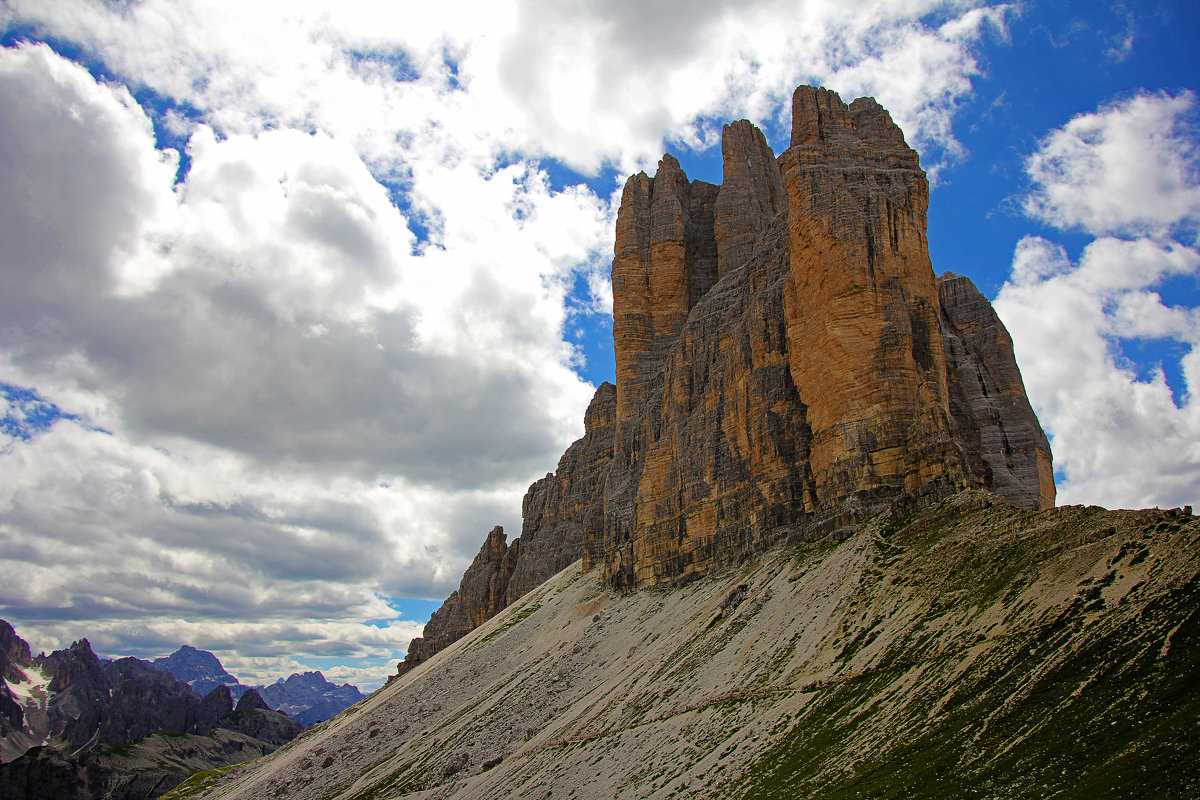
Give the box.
[611,156,719,428]
[939,272,1055,510]
[514,382,616,598]
[781,86,968,507]
[713,119,788,277]
[398,85,1055,674]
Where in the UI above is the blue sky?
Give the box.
[0,0,1196,691]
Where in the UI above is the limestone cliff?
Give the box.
[398,84,1054,673]
[939,271,1056,511]
[399,526,519,674]
[782,87,968,508]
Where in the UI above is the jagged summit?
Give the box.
[400,85,1053,673]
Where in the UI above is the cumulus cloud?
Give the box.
[998,91,1200,509]
[1022,90,1200,237]
[4,0,1008,173]
[0,42,598,684]
[0,0,1013,684]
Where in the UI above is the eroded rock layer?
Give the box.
[781,86,968,507]
[398,85,1055,673]
[939,272,1056,510]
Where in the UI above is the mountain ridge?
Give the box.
[0,623,304,800]
[152,646,366,726]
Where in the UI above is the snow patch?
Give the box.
[3,663,53,710]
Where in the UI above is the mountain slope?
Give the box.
[170,495,1200,799]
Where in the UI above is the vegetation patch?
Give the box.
[729,576,1200,799]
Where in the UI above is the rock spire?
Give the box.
[397,85,1054,674]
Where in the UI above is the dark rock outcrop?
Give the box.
[0,621,29,733]
[97,658,208,745]
[0,622,304,770]
[398,84,1055,675]
[195,685,234,736]
[939,272,1055,510]
[152,645,245,699]
[400,526,520,674]
[515,382,616,595]
[233,687,269,713]
[223,689,304,745]
[1,620,32,684]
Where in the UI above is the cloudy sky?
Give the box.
[1,0,1196,691]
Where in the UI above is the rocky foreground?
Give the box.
[169,495,1198,799]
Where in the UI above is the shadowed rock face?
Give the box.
[939,272,1056,510]
[398,84,1054,673]
[518,382,616,593]
[400,526,521,673]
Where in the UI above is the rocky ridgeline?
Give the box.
[399,85,1053,674]
[0,620,303,799]
[154,645,366,726]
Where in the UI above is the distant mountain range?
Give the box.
[153,645,367,726]
[0,619,303,799]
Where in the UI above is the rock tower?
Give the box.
[399,85,1053,672]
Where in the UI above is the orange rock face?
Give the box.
[781,86,970,507]
[399,85,1056,674]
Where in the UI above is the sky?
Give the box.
[0,0,1196,692]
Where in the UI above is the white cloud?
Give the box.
[1022,90,1200,237]
[0,42,596,680]
[4,0,1009,173]
[1000,91,1200,509]
[0,0,1015,681]
[997,241,1200,510]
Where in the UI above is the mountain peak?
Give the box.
[397,84,1055,674]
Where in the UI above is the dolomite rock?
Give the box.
[400,526,519,673]
[513,382,616,597]
[781,85,969,507]
[939,272,1055,510]
[713,119,787,277]
[399,85,1055,671]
